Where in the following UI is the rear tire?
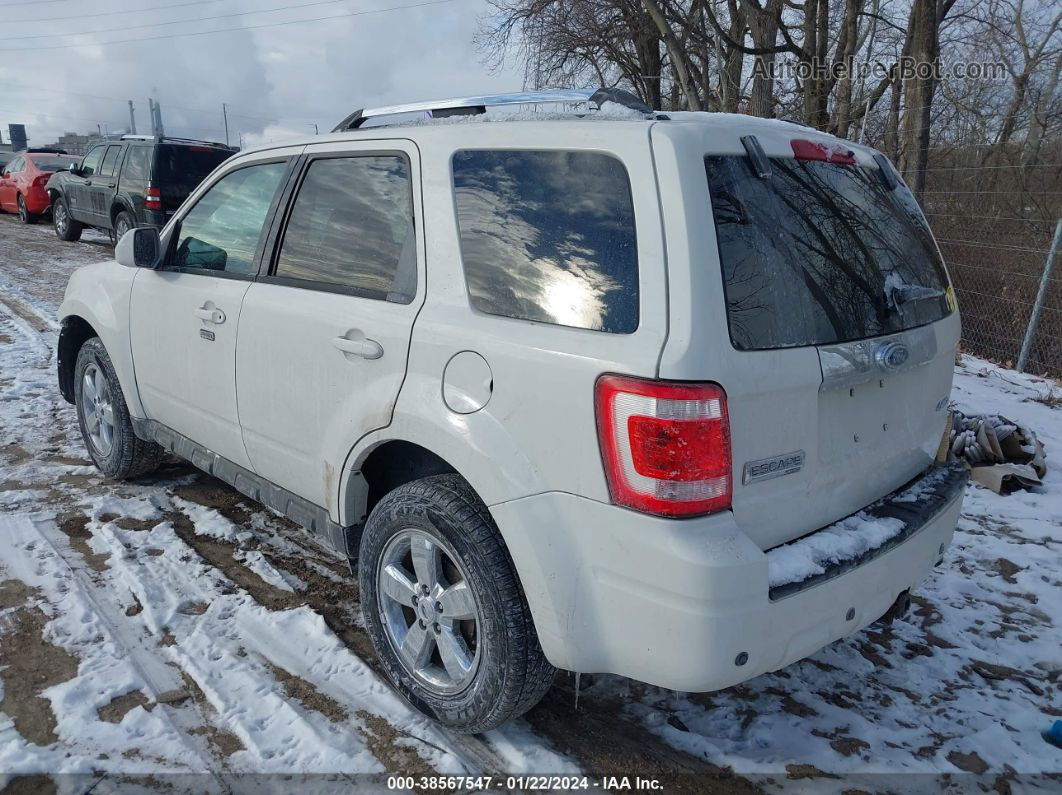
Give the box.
[110,210,135,247]
[17,195,38,224]
[74,337,162,479]
[53,194,83,242]
[359,474,555,733]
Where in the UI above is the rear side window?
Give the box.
[99,145,122,177]
[706,155,950,350]
[122,147,151,181]
[452,150,638,333]
[274,155,415,301]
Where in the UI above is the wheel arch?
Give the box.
[342,439,460,530]
[110,199,135,226]
[57,315,99,404]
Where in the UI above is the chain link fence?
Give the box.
[921,141,1062,378]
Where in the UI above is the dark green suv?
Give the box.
[46,135,234,245]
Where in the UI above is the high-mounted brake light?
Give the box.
[595,375,732,518]
[791,139,856,165]
[145,186,162,210]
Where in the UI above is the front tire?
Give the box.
[359,474,555,733]
[18,195,38,224]
[53,194,83,241]
[74,338,161,479]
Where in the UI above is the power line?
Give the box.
[0,0,460,51]
[0,0,66,6]
[0,84,319,125]
[4,0,225,24]
[0,0,348,41]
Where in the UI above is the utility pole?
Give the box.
[128,100,136,135]
[222,102,230,147]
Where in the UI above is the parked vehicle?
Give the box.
[45,134,234,245]
[0,151,13,172]
[0,151,80,223]
[56,89,966,733]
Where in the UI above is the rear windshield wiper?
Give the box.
[886,282,945,312]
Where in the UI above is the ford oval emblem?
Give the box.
[875,341,910,371]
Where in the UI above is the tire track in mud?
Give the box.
[25,514,230,782]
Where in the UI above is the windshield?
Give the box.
[705,155,951,350]
[31,157,78,172]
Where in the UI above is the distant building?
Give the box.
[41,131,100,156]
[7,124,27,151]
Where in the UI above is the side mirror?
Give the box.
[115,227,162,269]
[68,162,81,176]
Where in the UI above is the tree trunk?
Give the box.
[897,0,940,200]
[747,0,783,117]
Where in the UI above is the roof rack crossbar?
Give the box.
[332,87,652,131]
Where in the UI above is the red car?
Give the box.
[0,152,81,224]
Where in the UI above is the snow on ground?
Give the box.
[1,213,1060,790]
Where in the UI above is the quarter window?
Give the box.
[452,150,638,333]
[275,155,416,301]
[99,145,122,177]
[122,146,151,181]
[172,161,287,275]
[80,146,105,177]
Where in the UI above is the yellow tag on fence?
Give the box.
[945,286,958,313]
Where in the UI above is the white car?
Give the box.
[57,89,966,733]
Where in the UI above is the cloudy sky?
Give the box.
[0,0,523,149]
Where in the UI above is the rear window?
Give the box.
[706,155,951,350]
[452,149,638,334]
[153,144,232,193]
[31,157,77,172]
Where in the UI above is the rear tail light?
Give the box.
[145,186,162,210]
[791,138,856,165]
[32,175,49,188]
[595,375,732,518]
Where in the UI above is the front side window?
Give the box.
[706,155,951,350]
[275,155,415,301]
[172,161,287,275]
[6,157,24,174]
[80,147,105,177]
[99,145,122,177]
[452,150,638,333]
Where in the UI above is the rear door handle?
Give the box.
[332,335,383,360]
[195,305,226,324]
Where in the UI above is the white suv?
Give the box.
[57,89,967,733]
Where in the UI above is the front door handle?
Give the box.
[332,334,383,360]
[195,304,226,324]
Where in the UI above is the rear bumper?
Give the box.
[491,462,966,691]
[23,187,51,214]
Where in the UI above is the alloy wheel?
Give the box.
[80,363,115,457]
[377,528,482,694]
[18,196,27,222]
[55,202,67,235]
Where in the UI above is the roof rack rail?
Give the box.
[332,87,653,132]
[120,133,233,149]
[160,134,233,148]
